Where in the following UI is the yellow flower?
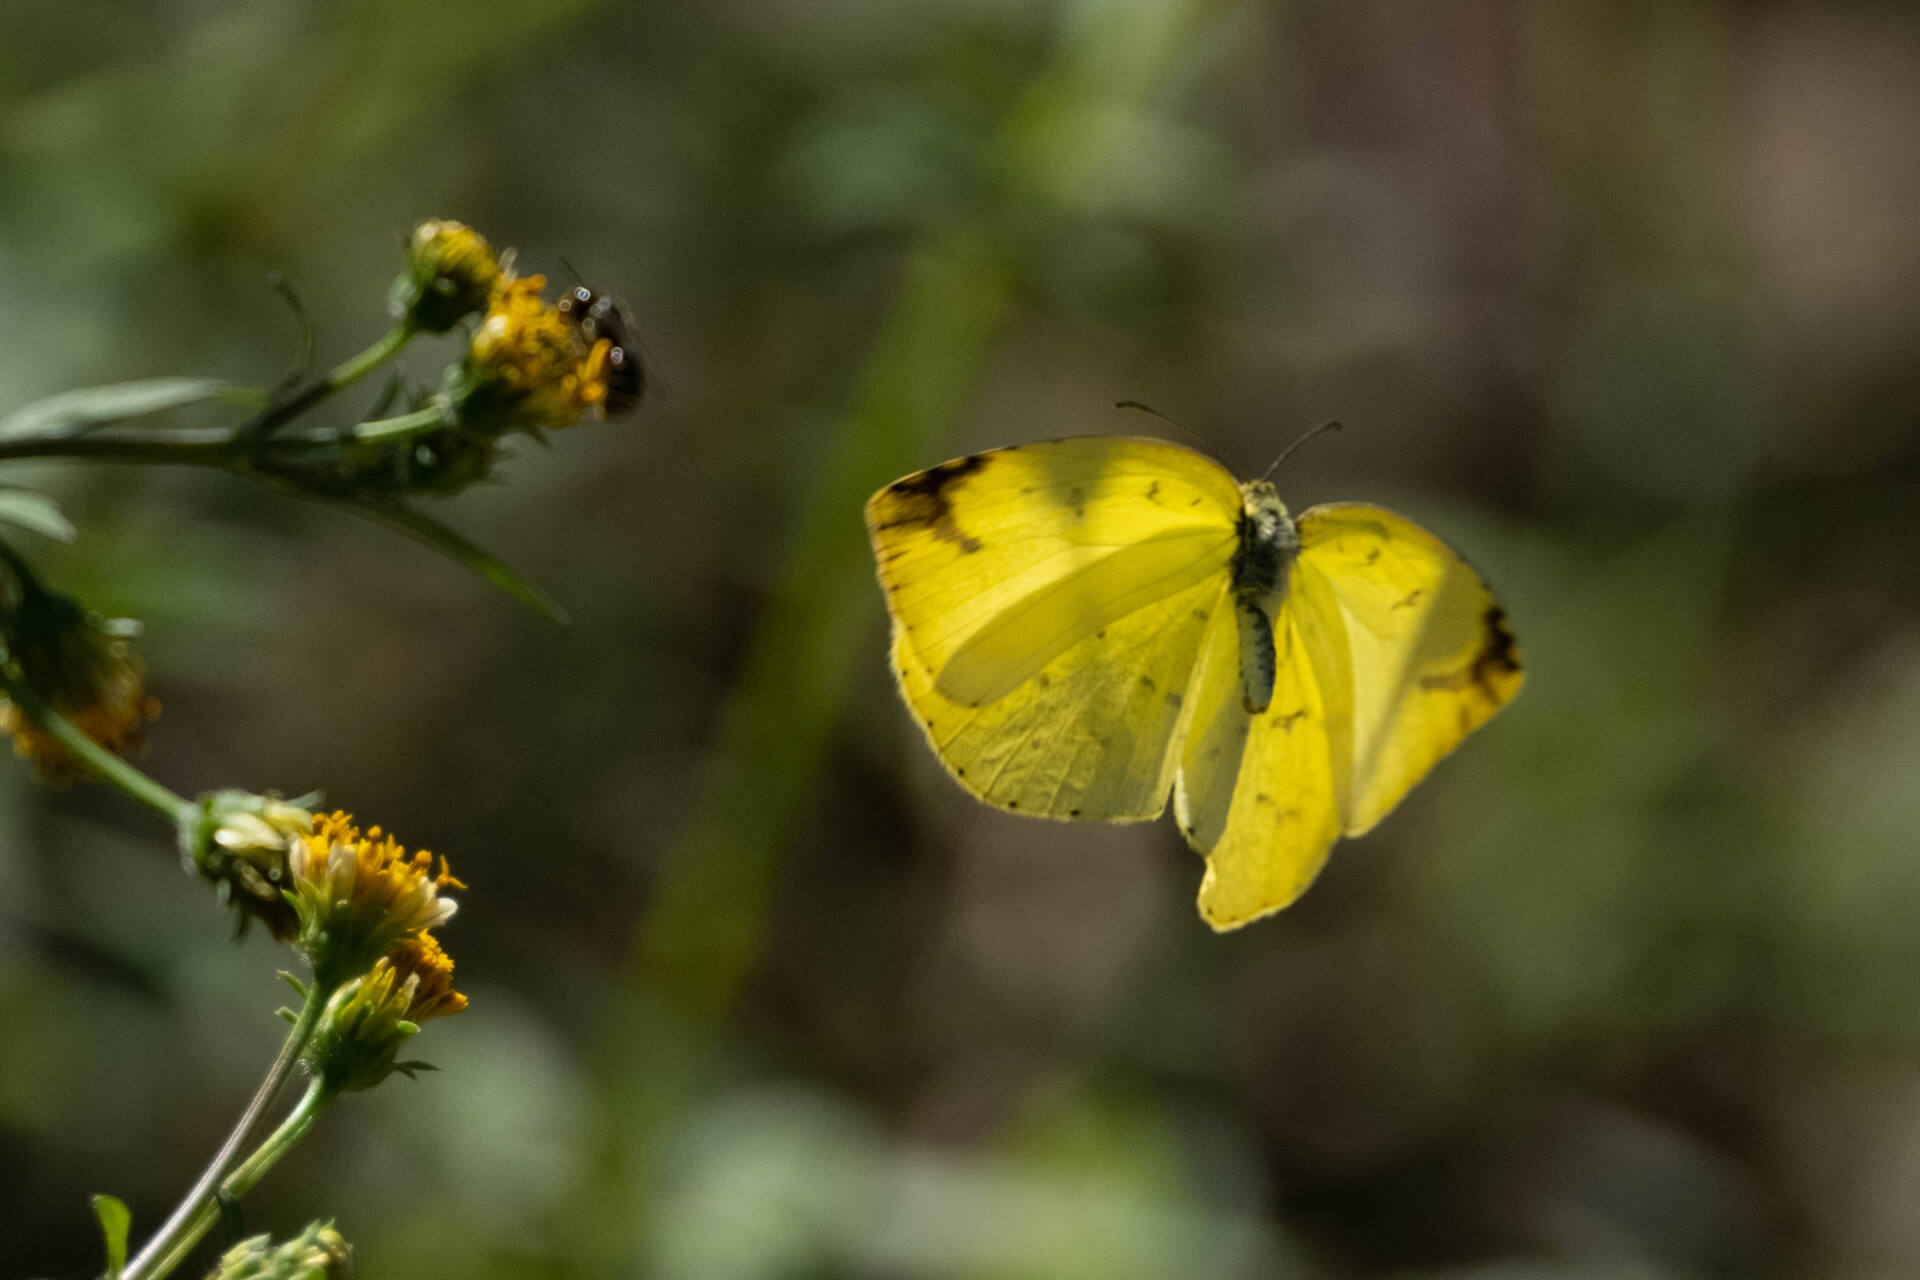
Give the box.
[391,218,503,334]
[289,810,462,990]
[0,587,159,787]
[209,1222,351,1280]
[304,930,468,1093]
[180,791,316,940]
[458,275,613,433]
[384,931,469,1023]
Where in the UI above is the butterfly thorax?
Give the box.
[1228,480,1299,715]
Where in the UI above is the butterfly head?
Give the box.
[1237,480,1297,548]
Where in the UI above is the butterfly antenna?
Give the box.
[1260,420,1343,480]
[556,256,583,286]
[1114,400,1214,452]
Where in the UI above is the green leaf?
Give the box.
[0,378,262,441]
[318,494,571,627]
[92,1193,131,1278]
[0,487,74,542]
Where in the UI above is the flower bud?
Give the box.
[353,425,503,495]
[304,932,467,1093]
[207,1222,351,1280]
[179,791,315,939]
[390,219,503,334]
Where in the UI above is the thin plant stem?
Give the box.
[0,675,195,825]
[241,325,416,439]
[119,995,331,1280]
[0,329,416,468]
[345,403,448,443]
[0,365,439,473]
[0,327,419,470]
[0,432,242,467]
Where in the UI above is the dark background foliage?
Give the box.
[4,1,1919,1276]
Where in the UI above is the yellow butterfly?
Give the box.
[865,435,1524,929]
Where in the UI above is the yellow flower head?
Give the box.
[458,275,613,433]
[392,218,503,334]
[0,585,159,787]
[211,1222,352,1280]
[385,930,469,1023]
[288,810,462,990]
[180,790,316,940]
[304,930,468,1093]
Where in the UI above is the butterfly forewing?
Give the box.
[1294,503,1525,835]
[867,438,1244,688]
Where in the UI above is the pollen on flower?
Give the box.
[459,275,612,433]
[289,810,463,989]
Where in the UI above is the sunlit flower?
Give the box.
[179,790,316,940]
[391,218,503,334]
[455,275,612,433]
[0,584,159,787]
[209,1222,351,1280]
[383,931,469,1023]
[304,930,468,1093]
[289,810,462,990]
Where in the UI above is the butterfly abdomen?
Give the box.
[1230,480,1300,714]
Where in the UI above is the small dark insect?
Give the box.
[556,284,645,416]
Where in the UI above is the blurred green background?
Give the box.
[4,0,1920,1276]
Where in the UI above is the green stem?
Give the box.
[0,432,242,467]
[227,1079,330,1193]
[0,345,430,474]
[119,997,332,1280]
[346,402,449,443]
[242,325,416,439]
[0,325,415,469]
[0,675,194,824]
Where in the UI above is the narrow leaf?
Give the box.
[0,378,262,441]
[92,1193,131,1278]
[0,488,75,542]
[303,492,570,627]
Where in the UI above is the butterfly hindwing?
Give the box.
[891,571,1226,821]
[1176,594,1343,928]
